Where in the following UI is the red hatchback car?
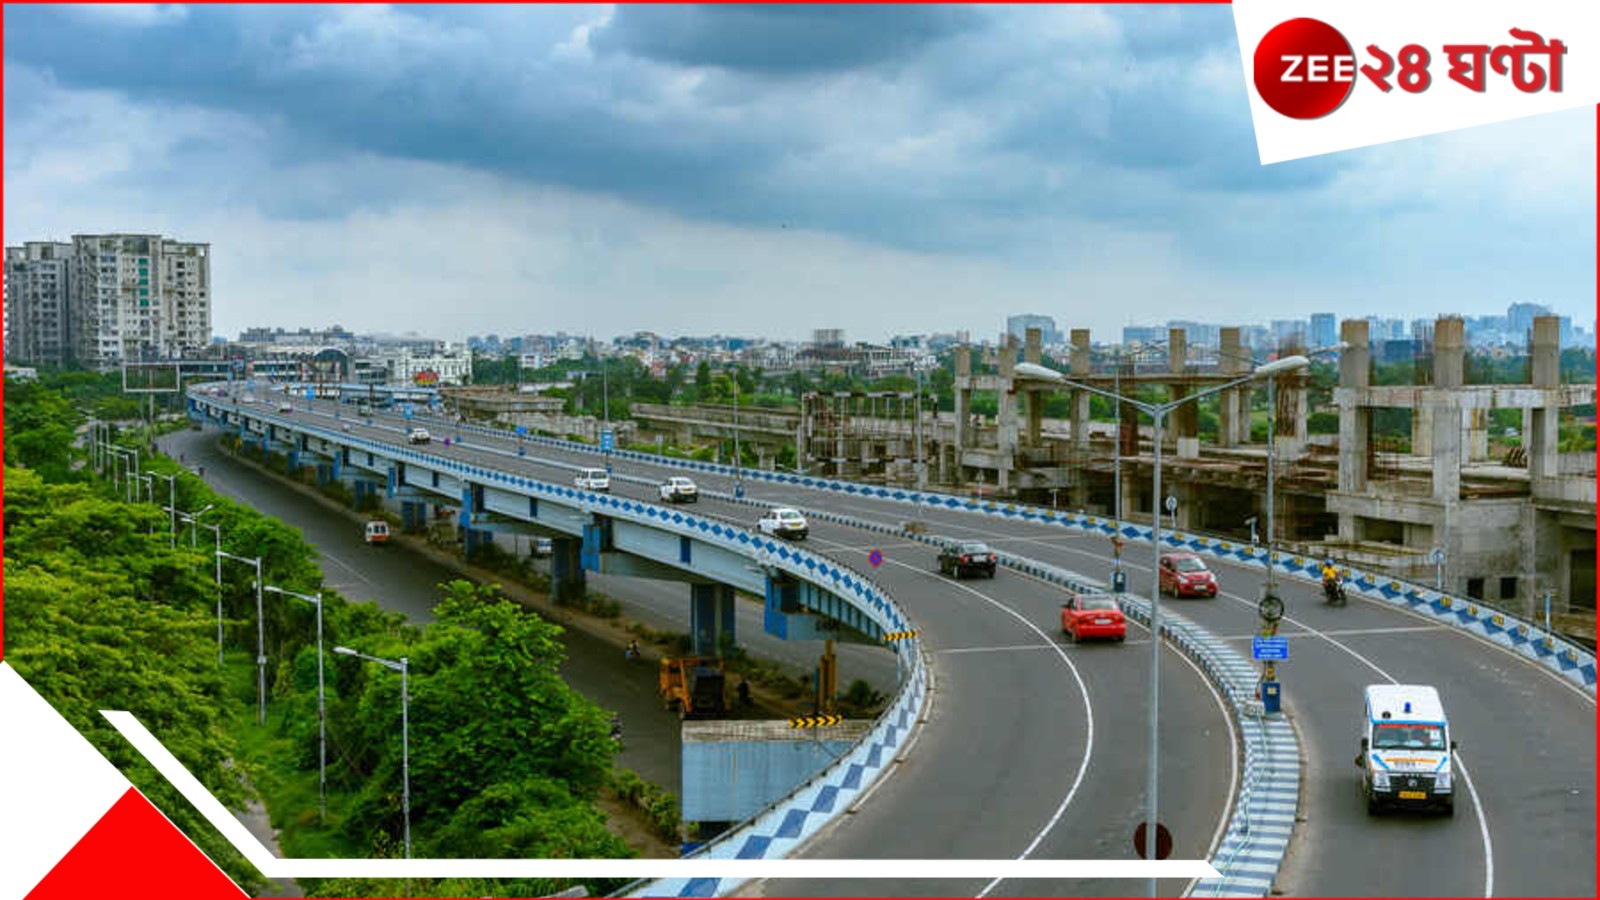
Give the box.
[1160,553,1218,597]
[1061,592,1126,643]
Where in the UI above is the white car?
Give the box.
[758,508,809,540]
[659,476,698,503]
[408,427,431,444]
[575,467,611,492]
[278,401,294,413]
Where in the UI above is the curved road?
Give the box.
[200,391,1238,897]
[356,397,1598,898]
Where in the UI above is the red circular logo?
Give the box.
[1253,18,1356,120]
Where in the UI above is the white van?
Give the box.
[575,467,611,492]
[1356,684,1457,816]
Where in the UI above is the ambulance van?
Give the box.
[1356,684,1457,816]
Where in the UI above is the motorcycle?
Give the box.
[609,715,624,749]
[1322,577,1348,606]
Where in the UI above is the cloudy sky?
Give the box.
[4,4,1594,344]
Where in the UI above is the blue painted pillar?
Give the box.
[330,451,343,482]
[691,583,737,657]
[764,574,800,639]
[288,449,300,471]
[458,482,477,555]
[550,537,586,604]
[316,464,330,486]
[401,501,419,531]
[387,466,397,499]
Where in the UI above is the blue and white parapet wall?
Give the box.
[425,416,1594,696]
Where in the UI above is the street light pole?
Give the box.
[333,646,411,858]
[733,377,743,497]
[1049,356,1306,896]
[219,550,266,725]
[914,363,927,492]
[266,586,326,823]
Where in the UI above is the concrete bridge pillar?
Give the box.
[316,463,331,487]
[550,537,586,604]
[1069,330,1092,452]
[997,346,1018,493]
[1336,319,1371,543]
[691,582,737,657]
[1528,316,1562,481]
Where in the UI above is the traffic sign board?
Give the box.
[1252,636,1290,661]
[601,429,614,452]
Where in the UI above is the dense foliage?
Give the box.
[4,374,635,898]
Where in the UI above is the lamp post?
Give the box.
[185,517,224,665]
[266,585,326,823]
[733,375,744,498]
[333,645,410,859]
[1049,355,1307,893]
[218,550,267,725]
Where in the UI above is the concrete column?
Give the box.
[1024,327,1042,365]
[690,583,737,657]
[1069,389,1089,449]
[316,464,331,487]
[1431,401,1462,504]
[550,537,586,604]
[1433,316,1466,388]
[1218,328,1247,447]
[1337,318,1371,542]
[1528,316,1562,481]
[1070,330,1091,377]
[997,346,1018,492]
[1466,408,1490,461]
[1412,407,1434,456]
[1531,316,1560,387]
[1027,390,1043,448]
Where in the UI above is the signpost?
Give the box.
[1252,636,1290,661]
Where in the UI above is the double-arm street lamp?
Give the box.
[1042,354,1310,892]
[180,512,225,666]
[150,472,179,548]
[265,585,326,823]
[217,550,267,725]
[333,645,411,859]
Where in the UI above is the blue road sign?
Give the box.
[1252,637,1289,661]
[601,429,614,452]
[515,426,527,437]
[305,388,314,400]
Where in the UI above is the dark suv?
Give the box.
[937,540,998,579]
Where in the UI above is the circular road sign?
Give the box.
[1164,495,1178,513]
[1132,822,1174,860]
[1258,593,1285,624]
[868,549,884,568]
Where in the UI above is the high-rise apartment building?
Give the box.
[1006,314,1058,346]
[4,242,75,365]
[58,233,211,369]
[1310,312,1336,350]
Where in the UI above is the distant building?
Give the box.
[1122,325,1166,346]
[4,241,75,365]
[1310,313,1337,350]
[1006,314,1058,346]
[1507,301,1552,339]
[68,233,211,369]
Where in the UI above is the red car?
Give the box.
[1159,553,1218,598]
[1061,592,1126,643]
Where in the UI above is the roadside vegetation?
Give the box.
[4,372,640,898]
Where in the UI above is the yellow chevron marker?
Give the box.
[883,630,918,642]
[790,714,845,728]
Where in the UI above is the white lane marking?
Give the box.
[1211,625,1451,641]
[1208,586,1496,898]
[317,550,374,586]
[805,536,1096,899]
[996,566,1238,895]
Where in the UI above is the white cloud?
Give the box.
[58,4,187,27]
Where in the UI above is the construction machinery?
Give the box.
[659,657,727,719]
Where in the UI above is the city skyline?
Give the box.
[4,5,1594,344]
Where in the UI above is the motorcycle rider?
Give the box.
[1320,559,1343,604]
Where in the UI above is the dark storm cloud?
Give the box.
[588,5,978,74]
